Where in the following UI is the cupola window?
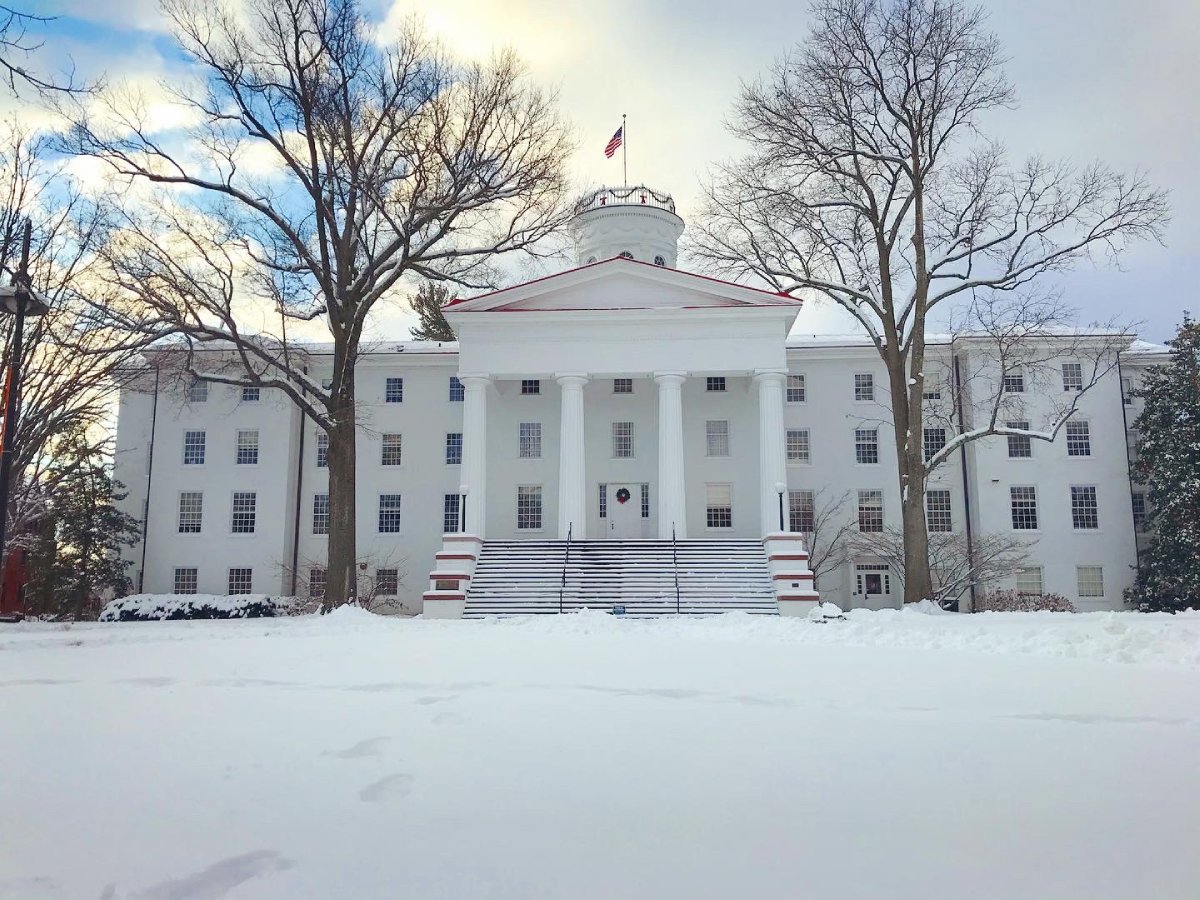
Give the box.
[653,255,666,266]
[619,250,634,259]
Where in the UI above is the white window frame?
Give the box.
[227,567,253,595]
[786,374,806,403]
[854,373,874,401]
[1015,567,1043,597]
[1006,421,1032,459]
[516,485,543,530]
[312,493,330,535]
[520,379,541,395]
[519,422,542,459]
[786,428,810,464]
[612,421,634,458]
[241,386,260,402]
[177,491,203,534]
[443,493,461,533]
[385,377,404,403]
[449,376,465,402]
[788,489,815,533]
[1062,362,1084,391]
[857,489,883,532]
[705,483,733,529]
[1077,566,1104,598]
[705,420,730,457]
[1003,371,1025,393]
[1070,485,1099,530]
[1065,420,1091,457]
[706,376,727,392]
[381,433,403,466]
[378,494,402,533]
[182,430,206,466]
[445,432,462,465]
[231,491,257,534]
[376,568,399,595]
[1010,485,1038,530]
[315,431,329,468]
[236,429,259,466]
[613,378,633,394]
[926,489,952,532]
[854,428,879,465]
[173,567,198,594]
[922,427,946,463]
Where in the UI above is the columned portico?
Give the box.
[655,372,688,538]
[459,374,490,535]
[755,370,788,534]
[556,374,589,538]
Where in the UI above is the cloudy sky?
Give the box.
[29,0,1200,343]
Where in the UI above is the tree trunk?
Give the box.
[324,388,358,609]
[900,445,933,603]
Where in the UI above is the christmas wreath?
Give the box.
[615,488,632,504]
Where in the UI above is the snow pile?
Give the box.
[100,593,292,622]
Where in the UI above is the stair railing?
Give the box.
[558,523,572,614]
[671,524,681,614]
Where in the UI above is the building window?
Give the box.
[854,373,874,401]
[231,491,257,534]
[786,374,806,402]
[598,483,607,519]
[173,567,198,594]
[855,428,879,464]
[612,421,634,458]
[857,490,884,532]
[316,431,329,468]
[445,432,462,465]
[1006,422,1032,458]
[376,568,399,595]
[789,489,815,532]
[178,492,203,534]
[786,428,810,464]
[227,567,252,594]
[1077,566,1104,598]
[378,494,402,533]
[183,430,206,465]
[312,493,330,535]
[519,422,542,458]
[443,493,461,533]
[449,376,464,402]
[922,379,941,400]
[619,250,634,259]
[187,378,209,402]
[1002,371,1025,393]
[381,433,403,466]
[241,386,260,402]
[309,566,326,599]
[1062,362,1084,391]
[1010,486,1038,530]
[922,427,947,463]
[705,420,730,457]
[926,489,952,532]
[1066,420,1091,457]
[705,483,733,529]
[517,485,542,530]
[1071,485,1099,530]
[706,376,727,392]
[653,255,666,266]
[1121,376,1134,405]
[640,483,650,519]
[613,378,633,394]
[521,379,541,395]
[1015,567,1043,597]
[385,377,404,403]
[236,429,259,465]
[1131,492,1147,531]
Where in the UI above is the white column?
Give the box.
[459,374,490,535]
[755,370,788,535]
[655,372,688,539]
[556,374,588,539]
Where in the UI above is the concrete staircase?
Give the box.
[462,539,778,617]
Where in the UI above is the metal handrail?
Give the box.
[558,523,572,613]
[575,184,677,216]
[671,524,681,615]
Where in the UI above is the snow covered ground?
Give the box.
[2,606,1198,899]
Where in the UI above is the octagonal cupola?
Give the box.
[572,185,685,268]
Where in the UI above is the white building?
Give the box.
[112,185,1164,616]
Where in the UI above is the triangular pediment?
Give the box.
[444,257,801,315]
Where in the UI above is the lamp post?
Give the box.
[774,481,787,532]
[0,221,50,600]
[458,483,469,533]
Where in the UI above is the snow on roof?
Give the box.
[1123,339,1171,356]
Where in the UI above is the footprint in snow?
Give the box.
[359,773,414,802]
[327,736,390,759]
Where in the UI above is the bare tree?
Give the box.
[691,0,1168,602]
[0,125,141,572]
[0,6,89,96]
[792,487,856,588]
[851,527,1031,609]
[63,0,574,606]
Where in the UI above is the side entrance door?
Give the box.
[603,483,643,539]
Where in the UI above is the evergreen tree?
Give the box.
[409,282,456,342]
[24,428,141,619]
[1126,315,1200,612]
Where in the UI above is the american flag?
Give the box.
[604,125,623,159]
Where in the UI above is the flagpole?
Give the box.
[622,113,627,187]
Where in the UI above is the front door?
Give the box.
[605,483,642,539]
